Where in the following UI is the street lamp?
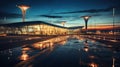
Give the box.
[18,5,30,22]
[82,16,91,34]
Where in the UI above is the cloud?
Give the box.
[55,7,118,14]
[53,21,67,23]
[83,13,102,17]
[0,11,21,19]
[39,15,63,18]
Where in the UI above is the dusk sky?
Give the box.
[0,0,120,27]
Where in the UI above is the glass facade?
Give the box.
[0,21,83,35]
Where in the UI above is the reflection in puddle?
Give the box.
[83,39,89,52]
[84,39,88,46]
[20,51,29,61]
[112,57,115,67]
[19,36,68,61]
[59,40,67,45]
[89,62,98,67]
[32,36,68,50]
[91,40,96,43]
[22,47,31,51]
[83,47,89,52]
[89,55,95,59]
[33,43,45,50]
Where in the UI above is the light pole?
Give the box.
[18,5,30,22]
[82,16,91,34]
[112,8,115,35]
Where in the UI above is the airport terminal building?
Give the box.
[0,21,83,35]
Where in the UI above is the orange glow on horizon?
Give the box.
[83,25,120,30]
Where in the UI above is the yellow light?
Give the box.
[18,5,30,11]
[84,16,89,20]
[39,43,43,48]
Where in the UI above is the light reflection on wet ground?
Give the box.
[0,35,120,67]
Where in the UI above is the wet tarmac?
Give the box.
[0,35,120,67]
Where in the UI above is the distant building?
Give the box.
[87,28,120,35]
[0,21,83,35]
